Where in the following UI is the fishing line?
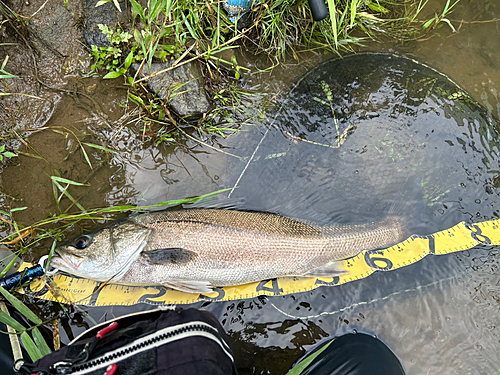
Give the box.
[228,64,308,198]
[228,125,270,198]
[266,275,458,320]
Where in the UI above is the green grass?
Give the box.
[0,286,52,362]
[92,0,462,69]
[87,0,462,145]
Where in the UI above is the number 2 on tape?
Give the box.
[138,286,168,304]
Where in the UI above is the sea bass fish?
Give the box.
[50,209,408,293]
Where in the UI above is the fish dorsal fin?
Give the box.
[143,248,198,265]
[163,280,214,294]
[148,209,324,238]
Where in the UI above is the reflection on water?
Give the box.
[1,0,500,374]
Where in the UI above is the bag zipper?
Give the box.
[57,321,233,375]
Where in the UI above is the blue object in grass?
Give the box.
[0,265,44,291]
[223,0,259,23]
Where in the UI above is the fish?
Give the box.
[50,208,409,294]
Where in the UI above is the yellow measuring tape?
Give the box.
[16,219,499,306]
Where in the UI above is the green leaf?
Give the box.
[21,332,43,362]
[99,205,137,212]
[1,56,8,70]
[129,93,145,106]
[0,145,5,153]
[50,176,88,186]
[130,0,145,22]
[367,1,388,13]
[95,0,109,7]
[133,29,143,45]
[0,286,42,325]
[422,17,435,30]
[82,143,117,154]
[181,13,197,40]
[32,327,51,357]
[286,339,335,375]
[17,151,45,160]
[112,0,122,12]
[103,69,126,79]
[0,73,18,79]
[79,143,93,169]
[124,51,134,70]
[326,0,338,47]
[51,180,86,212]
[10,206,27,213]
[349,0,357,26]
[150,0,162,21]
[0,254,20,278]
[3,152,17,158]
[164,0,173,14]
[0,310,25,331]
[440,18,456,32]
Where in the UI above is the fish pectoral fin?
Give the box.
[164,280,215,294]
[302,260,348,278]
[143,248,197,265]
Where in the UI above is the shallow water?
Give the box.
[1,0,500,374]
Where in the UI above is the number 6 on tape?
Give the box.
[364,250,394,271]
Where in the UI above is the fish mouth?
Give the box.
[50,252,82,272]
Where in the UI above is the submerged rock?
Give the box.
[131,61,213,119]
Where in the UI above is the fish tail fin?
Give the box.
[386,176,433,236]
[302,260,349,278]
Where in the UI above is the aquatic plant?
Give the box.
[90,25,134,79]
[0,144,17,162]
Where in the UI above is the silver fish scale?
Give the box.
[120,209,406,287]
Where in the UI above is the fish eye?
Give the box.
[74,236,90,250]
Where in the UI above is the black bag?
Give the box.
[17,307,237,375]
